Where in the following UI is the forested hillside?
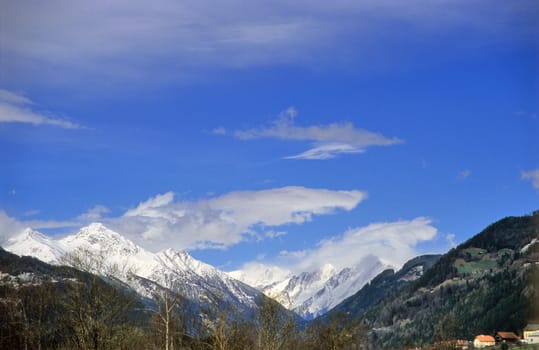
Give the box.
[358,211,539,349]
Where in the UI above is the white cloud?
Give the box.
[0,211,24,245]
[0,89,81,129]
[285,143,365,160]
[23,219,78,230]
[283,217,437,272]
[12,206,109,231]
[0,211,79,244]
[2,1,532,85]
[234,217,439,281]
[124,192,175,218]
[522,168,539,190]
[234,108,400,145]
[77,205,111,221]
[231,107,402,159]
[229,262,292,289]
[0,90,33,105]
[112,186,366,251]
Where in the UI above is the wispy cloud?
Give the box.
[281,217,437,271]
[522,168,539,190]
[0,89,82,129]
[77,205,111,221]
[115,187,366,250]
[229,107,402,159]
[0,187,364,251]
[2,1,533,85]
[0,205,112,237]
[0,211,24,245]
[0,90,33,105]
[233,217,439,281]
[285,143,366,160]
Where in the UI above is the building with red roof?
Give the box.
[473,334,495,348]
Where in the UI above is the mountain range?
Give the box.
[3,222,398,320]
[3,223,263,318]
[2,211,538,349]
[4,210,537,347]
[230,255,390,319]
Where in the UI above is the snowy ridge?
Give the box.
[5,228,66,264]
[230,255,390,319]
[5,222,391,319]
[293,256,387,318]
[4,223,261,314]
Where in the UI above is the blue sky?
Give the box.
[0,0,538,273]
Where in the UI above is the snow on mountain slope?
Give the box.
[5,223,390,319]
[146,248,259,307]
[4,223,260,312]
[228,263,291,290]
[292,255,387,319]
[229,255,390,319]
[5,228,66,264]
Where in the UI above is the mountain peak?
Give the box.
[77,222,116,236]
[20,227,46,239]
[156,248,218,279]
[73,222,125,242]
[161,247,181,255]
[157,248,195,264]
[61,223,141,257]
[9,227,53,247]
[5,228,65,264]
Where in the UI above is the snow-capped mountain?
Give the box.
[5,228,66,264]
[229,255,390,319]
[4,223,261,315]
[5,223,391,320]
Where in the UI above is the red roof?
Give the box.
[497,331,520,340]
[475,335,495,342]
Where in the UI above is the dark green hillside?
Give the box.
[357,211,539,349]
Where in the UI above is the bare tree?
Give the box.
[306,313,366,350]
[152,289,184,350]
[59,248,138,350]
[256,298,297,350]
[205,308,232,350]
